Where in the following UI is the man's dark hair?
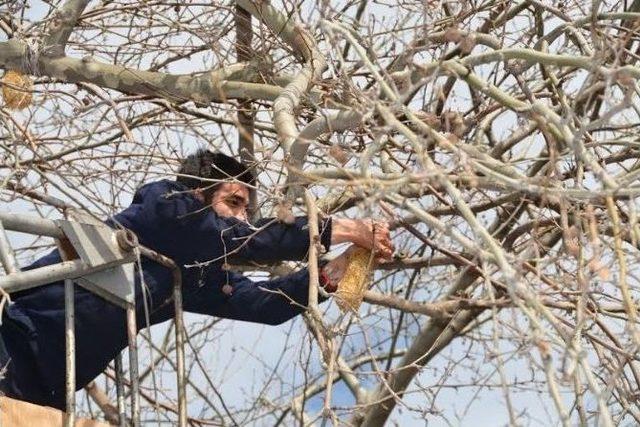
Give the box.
[176,149,255,203]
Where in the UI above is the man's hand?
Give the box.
[331,218,394,262]
[321,245,362,292]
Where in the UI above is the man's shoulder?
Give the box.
[137,179,187,194]
[131,179,210,224]
[133,179,191,202]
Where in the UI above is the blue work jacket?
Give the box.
[0,180,332,409]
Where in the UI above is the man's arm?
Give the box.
[199,214,333,264]
[129,180,393,264]
[187,248,353,325]
[198,215,393,265]
[125,181,330,264]
[187,269,322,325]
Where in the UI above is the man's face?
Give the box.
[210,182,250,221]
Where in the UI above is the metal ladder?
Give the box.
[0,210,187,427]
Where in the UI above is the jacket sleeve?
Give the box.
[188,269,328,325]
[197,214,333,264]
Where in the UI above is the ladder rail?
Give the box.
[0,212,187,427]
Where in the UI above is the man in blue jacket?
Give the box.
[0,149,393,410]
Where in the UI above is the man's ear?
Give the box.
[193,188,205,203]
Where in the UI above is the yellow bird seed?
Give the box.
[335,246,374,313]
[2,70,33,110]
